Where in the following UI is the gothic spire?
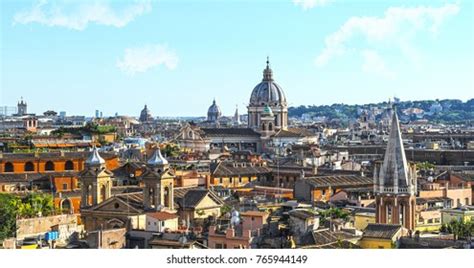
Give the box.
[379,108,414,193]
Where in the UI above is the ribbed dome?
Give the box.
[249,58,287,106]
[207,99,222,121]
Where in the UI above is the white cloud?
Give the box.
[315,3,460,74]
[13,0,152,30]
[293,0,332,10]
[117,44,178,76]
[361,50,395,79]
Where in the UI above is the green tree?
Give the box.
[0,194,20,240]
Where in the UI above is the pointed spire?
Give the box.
[379,107,413,192]
[147,147,169,167]
[86,146,105,167]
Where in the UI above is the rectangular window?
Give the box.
[62,183,68,190]
[215,243,223,249]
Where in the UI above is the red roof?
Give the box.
[147,212,178,221]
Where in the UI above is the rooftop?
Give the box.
[363,223,402,239]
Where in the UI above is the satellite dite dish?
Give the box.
[178,235,188,246]
[230,209,240,226]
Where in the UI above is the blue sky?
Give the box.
[1,0,473,117]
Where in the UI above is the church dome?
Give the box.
[139,104,152,122]
[249,58,287,106]
[207,99,222,121]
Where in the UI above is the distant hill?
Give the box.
[288,99,474,124]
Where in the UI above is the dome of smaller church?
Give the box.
[139,105,152,122]
[207,99,222,121]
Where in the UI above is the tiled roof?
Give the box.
[210,161,271,177]
[416,197,452,205]
[299,229,353,248]
[303,175,373,188]
[0,171,79,183]
[288,209,318,220]
[175,188,224,208]
[147,212,179,221]
[241,211,268,217]
[363,223,402,239]
[201,128,261,137]
[0,151,117,161]
[272,128,316,138]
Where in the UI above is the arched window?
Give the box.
[61,199,72,214]
[87,185,93,206]
[24,162,35,172]
[164,186,170,208]
[4,162,14,173]
[65,160,74,171]
[149,188,155,207]
[269,123,273,131]
[262,123,266,131]
[45,161,55,171]
[100,185,107,202]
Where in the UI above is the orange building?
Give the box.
[0,151,119,214]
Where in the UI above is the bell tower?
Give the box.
[142,147,174,211]
[80,146,112,208]
[260,104,276,137]
[374,108,417,230]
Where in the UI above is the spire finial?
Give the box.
[266,56,270,67]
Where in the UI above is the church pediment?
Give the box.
[84,195,143,214]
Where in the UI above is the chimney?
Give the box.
[225,227,235,238]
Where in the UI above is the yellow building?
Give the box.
[210,161,270,188]
[354,212,376,231]
[441,207,474,224]
[359,224,403,249]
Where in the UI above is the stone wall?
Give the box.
[16,214,78,240]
